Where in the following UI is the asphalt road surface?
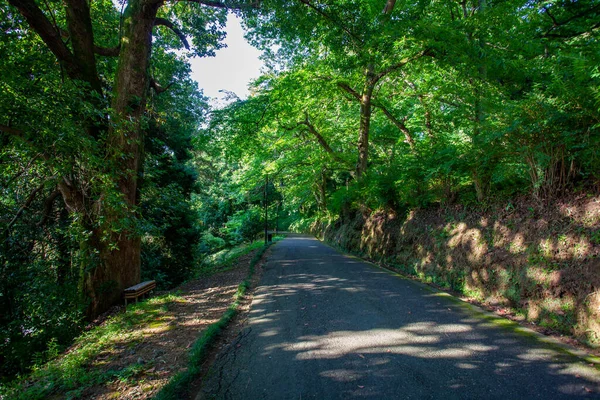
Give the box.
[197,235,600,399]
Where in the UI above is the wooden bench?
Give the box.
[124,280,156,308]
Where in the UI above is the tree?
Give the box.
[244,0,434,179]
[2,0,253,317]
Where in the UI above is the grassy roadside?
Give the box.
[0,293,187,400]
[153,242,273,400]
[0,238,279,400]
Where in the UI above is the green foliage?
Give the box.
[4,0,600,390]
[223,207,264,243]
[1,0,210,379]
[198,231,227,254]
[202,0,600,228]
[198,240,265,277]
[140,83,204,289]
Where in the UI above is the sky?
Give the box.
[189,13,264,104]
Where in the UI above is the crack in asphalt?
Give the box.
[221,327,252,399]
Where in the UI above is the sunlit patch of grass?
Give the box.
[196,240,267,276]
[536,297,577,335]
[1,293,184,400]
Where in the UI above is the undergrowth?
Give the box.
[1,238,280,400]
[196,240,266,276]
[0,293,184,400]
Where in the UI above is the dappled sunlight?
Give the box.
[196,235,600,399]
[253,238,599,385]
[320,368,365,382]
[331,197,600,345]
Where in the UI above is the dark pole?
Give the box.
[275,200,280,233]
[264,173,268,244]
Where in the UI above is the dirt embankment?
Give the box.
[311,194,600,346]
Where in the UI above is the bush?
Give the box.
[223,208,263,243]
[197,232,226,254]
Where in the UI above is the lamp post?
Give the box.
[264,173,268,245]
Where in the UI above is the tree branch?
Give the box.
[334,84,416,152]
[58,27,120,57]
[543,7,559,26]
[541,4,600,38]
[376,105,415,152]
[94,44,120,56]
[281,113,345,163]
[299,111,335,155]
[373,48,433,85]
[336,82,361,101]
[382,0,396,15]
[8,0,79,77]
[542,21,600,38]
[154,17,189,49]
[0,124,24,137]
[150,78,174,93]
[3,183,44,236]
[2,154,41,189]
[298,0,363,46]
[38,189,61,226]
[165,0,260,9]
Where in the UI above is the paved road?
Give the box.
[198,235,600,399]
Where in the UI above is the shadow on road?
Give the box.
[200,236,600,399]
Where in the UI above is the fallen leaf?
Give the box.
[301,307,306,310]
[358,354,365,359]
[358,385,365,389]
[584,387,592,393]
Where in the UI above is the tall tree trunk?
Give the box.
[355,0,397,179]
[356,63,375,179]
[83,0,159,317]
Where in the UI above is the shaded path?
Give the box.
[198,235,600,399]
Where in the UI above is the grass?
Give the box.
[1,237,281,400]
[0,293,184,400]
[196,240,267,276]
[153,242,272,400]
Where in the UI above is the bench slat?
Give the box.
[124,286,154,299]
[123,280,156,309]
[124,280,156,293]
